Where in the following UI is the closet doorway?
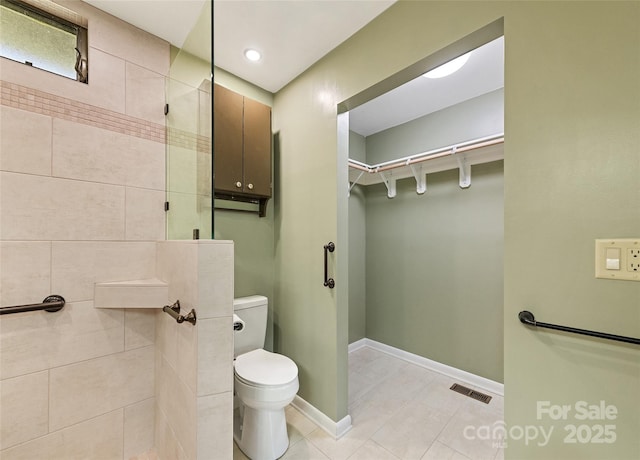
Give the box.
[338,21,505,409]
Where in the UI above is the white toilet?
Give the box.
[233,295,299,460]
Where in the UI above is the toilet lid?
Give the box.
[234,349,298,386]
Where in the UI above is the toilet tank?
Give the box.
[233,295,268,357]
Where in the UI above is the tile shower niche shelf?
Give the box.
[94,278,168,309]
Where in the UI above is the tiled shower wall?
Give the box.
[0,1,167,458]
[156,241,234,460]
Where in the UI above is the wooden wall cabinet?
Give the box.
[213,84,271,215]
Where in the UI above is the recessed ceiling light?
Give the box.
[424,52,471,79]
[244,48,261,62]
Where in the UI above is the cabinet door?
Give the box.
[213,84,244,194]
[243,97,272,197]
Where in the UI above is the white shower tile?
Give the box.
[52,118,129,185]
[0,301,124,380]
[0,172,125,241]
[156,241,199,309]
[52,121,164,191]
[197,317,233,396]
[0,371,48,449]
[125,187,166,241]
[197,392,233,460]
[0,409,123,460]
[77,47,126,113]
[126,62,166,125]
[176,313,198,394]
[124,398,156,460]
[0,47,125,115]
[0,241,51,308]
[87,7,169,76]
[156,308,179,371]
[155,404,189,460]
[197,241,234,319]
[0,106,52,176]
[155,353,197,460]
[125,309,157,350]
[125,135,165,191]
[49,346,154,431]
[51,241,156,302]
[166,78,199,133]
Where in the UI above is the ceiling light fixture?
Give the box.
[424,52,471,79]
[244,48,261,62]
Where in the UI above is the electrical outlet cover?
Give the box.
[595,239,640,281]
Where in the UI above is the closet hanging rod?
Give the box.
[348,133,504,174]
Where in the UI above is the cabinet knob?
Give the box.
[235,181,242,188]
[247,183,254,190]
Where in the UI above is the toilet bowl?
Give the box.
[233,296,299,460]
[234,349,298,460]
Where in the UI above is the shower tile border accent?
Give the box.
[0,79,210,153]
[0,80,164,144]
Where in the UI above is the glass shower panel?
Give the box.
[164,0,212,240]
[165,73,212,240]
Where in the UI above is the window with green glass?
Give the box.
[0,0,88,82]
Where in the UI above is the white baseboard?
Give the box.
[350,338,504,397]
[348,338,367,353]
[291,395,352,439]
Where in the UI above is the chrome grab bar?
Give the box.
[0,295,66,316]
[324,242,335,289]
[519,311,639,345]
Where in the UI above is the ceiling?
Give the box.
[82,1,503,137]
[349,36,504,137]
[213,0,395,93]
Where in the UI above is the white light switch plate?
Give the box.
[595,239,640,281]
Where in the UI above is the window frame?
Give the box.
[0,0,88,83]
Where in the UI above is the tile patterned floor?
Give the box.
[234,346,504,460]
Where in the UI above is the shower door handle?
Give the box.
[324,242,335,289]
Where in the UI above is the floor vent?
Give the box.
[450,383,492,404]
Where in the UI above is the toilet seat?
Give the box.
[234,349,298,387]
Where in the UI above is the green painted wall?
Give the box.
[365,88,504,164]
[212,67,276,350]
[273,1,639,457]
[365,161,504,382]
[348,131,367,343]
[358,89,504,382]
[503,3,639,458]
